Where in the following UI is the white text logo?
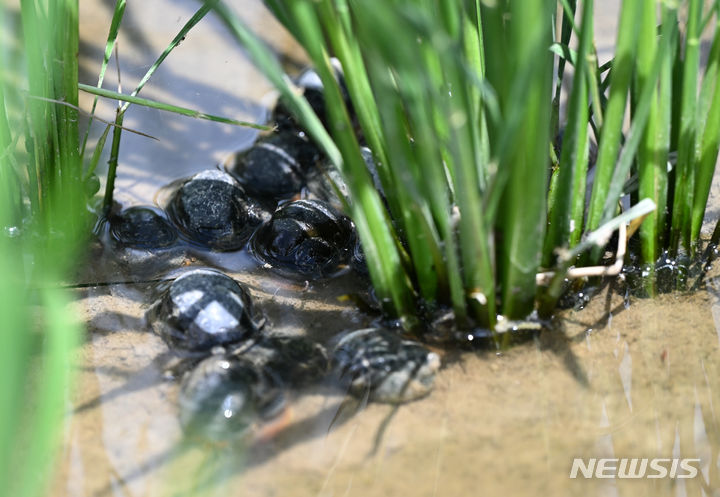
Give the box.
[569,458,701,479]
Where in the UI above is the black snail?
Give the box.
[251,199,355,278]
[331,327,441,404]
[147,268,265,352]
[166,169,256,251]
[230,131,321,201]
[178,353,286,441]
[108,206,178,249]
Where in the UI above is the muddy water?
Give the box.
[56,272,720,497]
[55,1,720,496]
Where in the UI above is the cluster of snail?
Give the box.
[100,68,441,442]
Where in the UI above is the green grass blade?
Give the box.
[654,4,676,253]
[290,1,418,319]
[78,84,271,129]
[102,109,124,214]
[551,0,577,137]
[347,3,461,309]
[0,3,86,497]
[0,252,30,497]
[587,48,605,134]
[635,0,661,276]
[494,0,554,319]
[83,123,112,181]
[209,2,340,163]
[543,0,593,265]
[312,0,407,239]
[600,13,676,227]
[80,0,126,158]
[99,0,221,211]
[212,0,416,320]
[669,0,702,252]
[691,20,720,240]
[586,0,643,232]
[15,287,80,497]
[121,0,219,111]
[390,1,495,324]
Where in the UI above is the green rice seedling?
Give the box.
[211,0,670,331]
[0,2,85,496]
[595,0,720,291]
[547,0,720,295]
[78,0,274,215]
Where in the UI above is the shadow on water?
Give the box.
[74,360,164,414]
[90,389,366,497]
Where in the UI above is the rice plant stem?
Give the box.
[543,0,592,266]
[496,0,554,319]
[586,0,642,233]
[691,23,720,241]
[311,0,409,245]
[600,11,676,228]
[102,108,124,215]
[284,1,417,319]
[635,0,661,287]
[551,0,577,137]
[80,0,126,158]
[669,0,702,253]
[96,0,220,213]
[587,49,604,131]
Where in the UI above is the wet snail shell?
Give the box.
[109,206,178,249]
[147,268,264,352]
[166,169,254,251]
[234,335,329,388]
[305,147,383,213]
[331,327,441,404]
[178,354,286,441]
[251,199,355,278]
[230,132,321,201]
[271,64,354,133]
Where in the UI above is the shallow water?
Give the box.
[54,1,720,496]
[57,267,720,497]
